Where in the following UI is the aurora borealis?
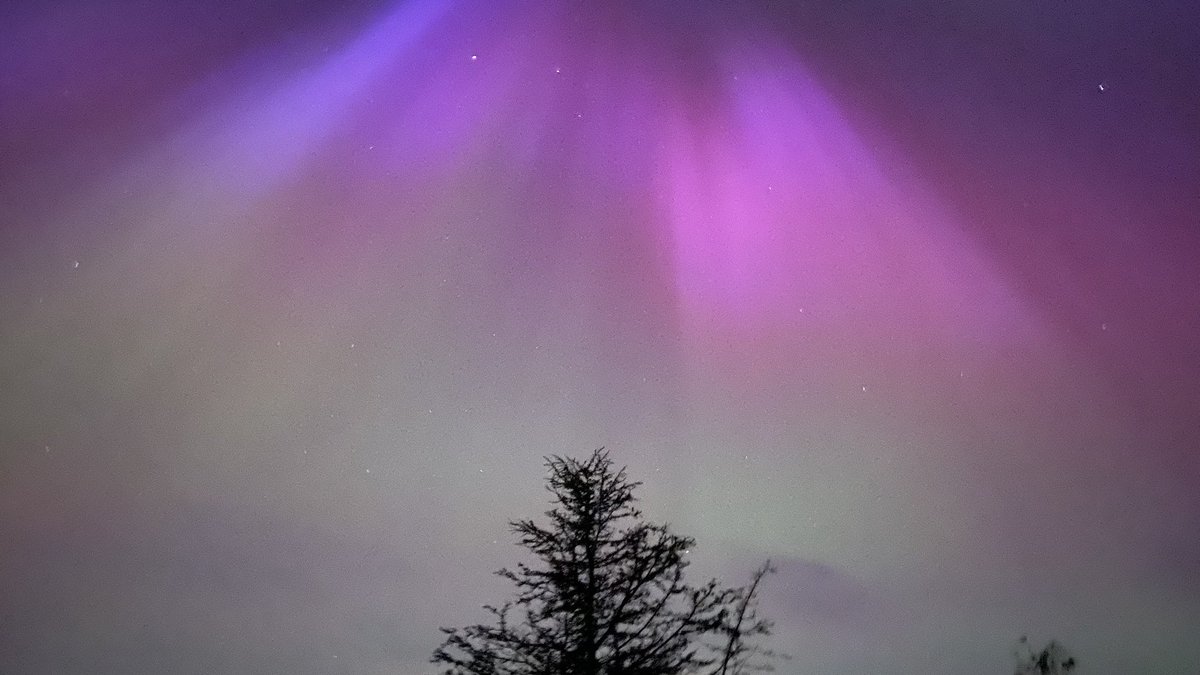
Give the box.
[2,1,1198,673]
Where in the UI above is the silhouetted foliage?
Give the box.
[432,448,777,675]
[710,561,779,675]
[1013,636,1077,675]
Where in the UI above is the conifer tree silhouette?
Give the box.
[433,449,776,675]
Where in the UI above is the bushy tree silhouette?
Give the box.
[432,449,776,675]
[1013,636,1077,674]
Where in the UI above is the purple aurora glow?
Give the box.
[1,1,1198,674]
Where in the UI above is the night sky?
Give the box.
[2,1,1199,673]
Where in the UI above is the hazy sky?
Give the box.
[2,1,1198,673]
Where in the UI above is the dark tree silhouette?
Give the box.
[711,561,779,675]
[1013,636,1077,675]
[432,448,777,675]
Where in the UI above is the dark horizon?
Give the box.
[2,1,1198,673]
